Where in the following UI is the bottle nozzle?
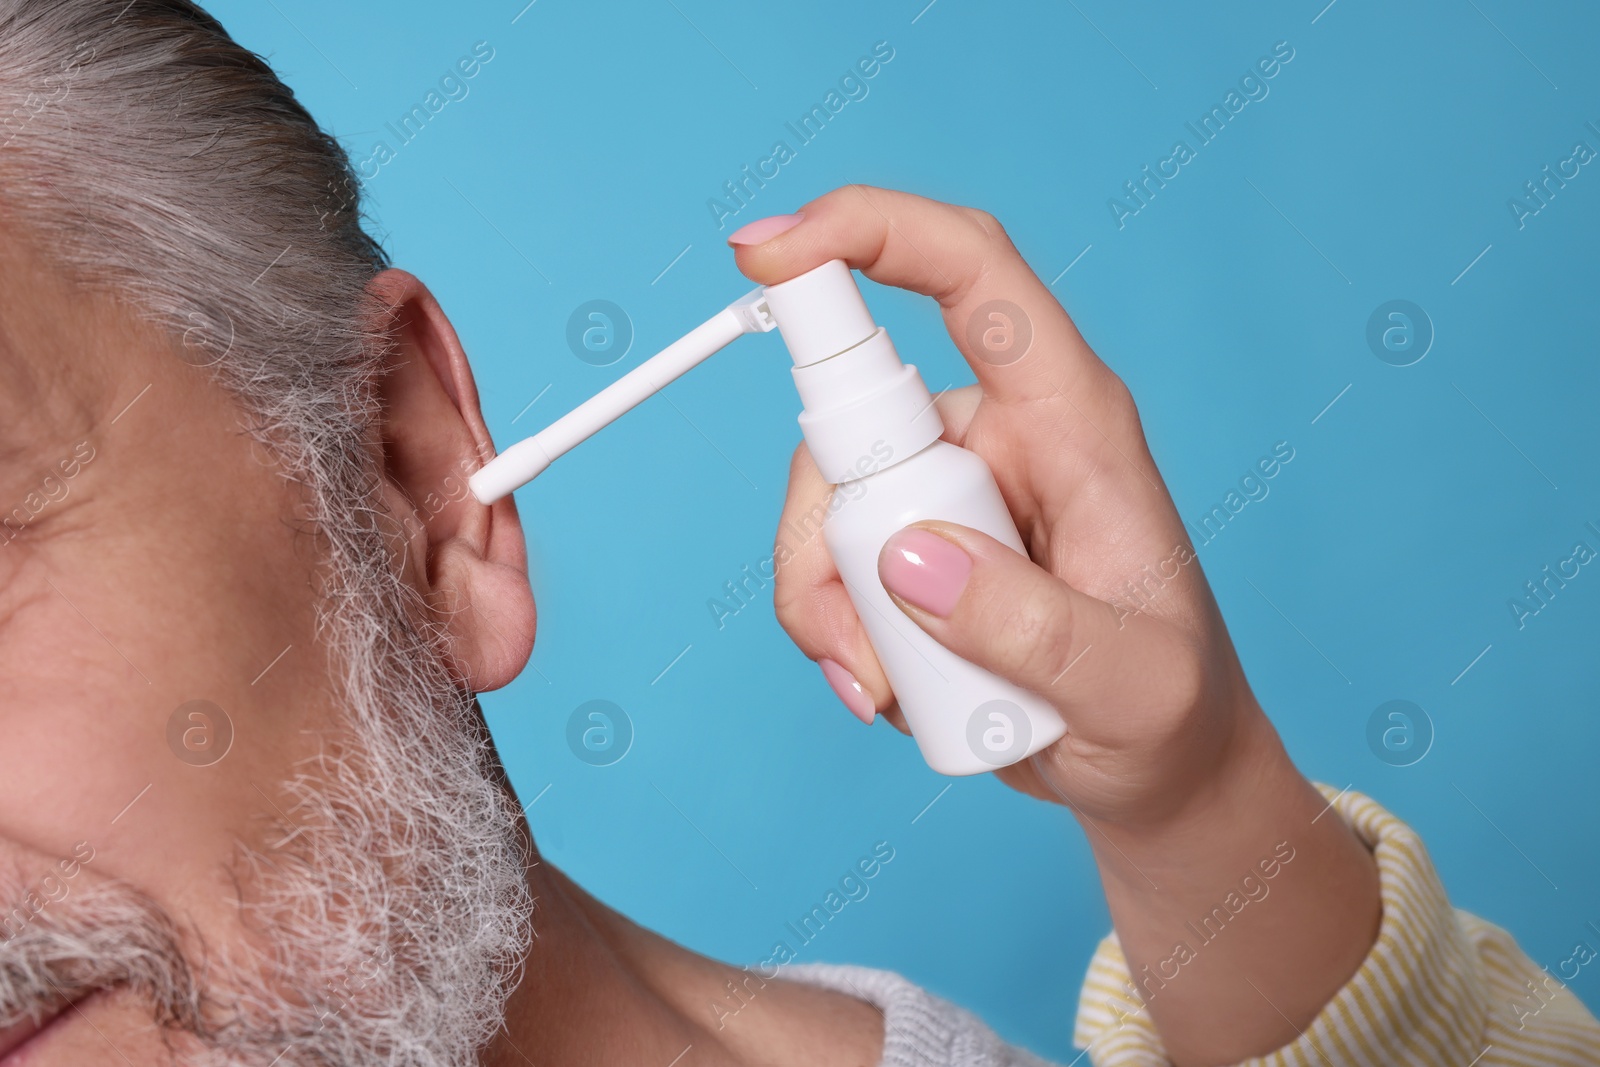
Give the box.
[467,260,880,505]
[469,288,777,504]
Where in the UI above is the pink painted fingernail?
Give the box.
[820,658,875,725]
[727,213,804,246]
[879,528,972,618]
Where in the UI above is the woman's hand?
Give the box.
[732,186,1254,829]
[731,186,1380,1066]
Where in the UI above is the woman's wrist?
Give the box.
[1079,702,1382,1065]
[1083,701,1312,887]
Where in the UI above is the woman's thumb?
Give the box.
[876,522,1133,708]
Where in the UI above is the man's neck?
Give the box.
[483,859,884,1067]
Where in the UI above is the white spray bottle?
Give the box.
[470,259,1066,776]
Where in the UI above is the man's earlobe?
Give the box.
[365,268,535,691]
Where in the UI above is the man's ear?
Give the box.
[365,268,534,691]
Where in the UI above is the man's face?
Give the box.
[0,231,536,1065]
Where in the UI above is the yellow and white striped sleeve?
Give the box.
[1071,786,1600,1066]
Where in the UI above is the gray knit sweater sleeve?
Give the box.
[784,963,1060,1067]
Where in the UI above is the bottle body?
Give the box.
[823,440,1067,776]
[764,258,1066,775]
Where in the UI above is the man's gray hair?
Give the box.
[0,0,388,479]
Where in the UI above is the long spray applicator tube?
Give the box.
[469,289,776,504]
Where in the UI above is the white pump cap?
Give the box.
[762,259,877,367]
[761,260,944,484]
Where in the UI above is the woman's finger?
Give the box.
[931,383,981,446]
[729,186,1117,412]
[772,441,892,724]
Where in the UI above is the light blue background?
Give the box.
[210,0,1600,1057]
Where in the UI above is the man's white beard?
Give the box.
[0,578,535,1066]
